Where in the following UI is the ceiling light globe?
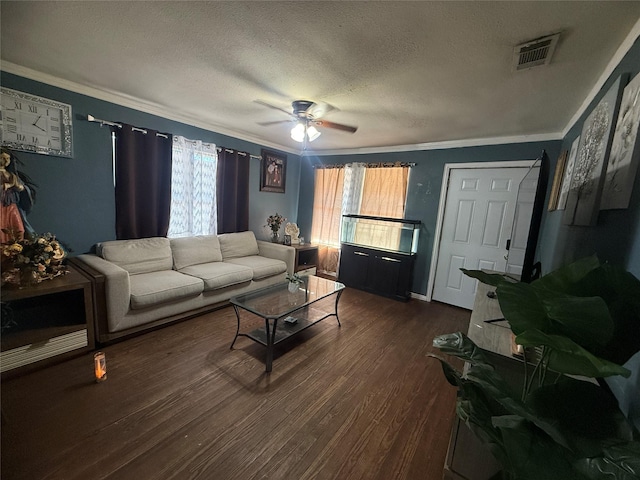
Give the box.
[291,123,305,142]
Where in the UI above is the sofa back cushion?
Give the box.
[218,231,260,260]
[170,235,223,270]
[96,237,173,274]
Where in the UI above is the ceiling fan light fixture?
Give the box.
[291,122,305,142]
[307,125,321,142]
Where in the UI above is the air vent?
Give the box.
[513,33,560,71]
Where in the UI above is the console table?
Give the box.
[0,262,96,377]
[443,281,519,480]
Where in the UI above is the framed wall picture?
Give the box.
[600,72,640,210]
[547,149,567,211]
[0,87,73,157]
[284,234,292,246]
[260,149,286,193]
[563,74,627,226]
[557,135,580,210]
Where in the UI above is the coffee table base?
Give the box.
[230,290,343,372]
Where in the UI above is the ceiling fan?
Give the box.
[255,99,358,143]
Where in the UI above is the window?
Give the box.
[167,136,218,238]
[311,163,410,274]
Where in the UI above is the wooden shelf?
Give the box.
[0,263,96,377]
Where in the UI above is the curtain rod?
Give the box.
[87,114,169,138]
[88,115,262,159]
[217,147,262,161]
[314,161,416,169]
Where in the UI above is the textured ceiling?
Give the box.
[2,1,640,155]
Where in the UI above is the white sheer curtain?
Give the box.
[167,136,218,238]
[341,162,366,215]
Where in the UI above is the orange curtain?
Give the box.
[310,168,344,274]
[356,166,409,250]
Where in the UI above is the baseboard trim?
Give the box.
[410,292,428,302]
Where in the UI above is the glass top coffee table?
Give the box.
[230,275,345,372]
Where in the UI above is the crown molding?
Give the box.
[301,132,562,157]
[0,61,301,156]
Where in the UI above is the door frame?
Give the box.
[426,160,537,302]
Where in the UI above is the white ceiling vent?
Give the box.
[513,33,560,71]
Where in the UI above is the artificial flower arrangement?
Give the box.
[265,212,287,234]
[286,273,303,284]
[1,230,68,287]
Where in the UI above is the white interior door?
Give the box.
[431,166,531,309]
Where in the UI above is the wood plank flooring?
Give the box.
[1,287,469,480]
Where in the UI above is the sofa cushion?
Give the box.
[129,270,204,310]
[179,262,253,291]
[97,237,173,274]
[218,231,259,260]
[170,235,223,270]
[225,256,287,280]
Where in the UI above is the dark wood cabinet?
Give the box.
[0,262,96,378]
[292,244,318,274]
[338,243,415,301]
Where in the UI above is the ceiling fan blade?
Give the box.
[254,100,295,118]
[314,119,358,133]
[258,120,293,126]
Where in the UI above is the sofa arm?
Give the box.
[257,241,295,275]
[76,254,131,331]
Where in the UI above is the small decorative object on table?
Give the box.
[286,272,303,293]
[284,222,300,244]
[265,212,286,243]
[1,231,68,288]
[284,234,291,246]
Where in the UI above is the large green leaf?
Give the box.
[495,281,550,335]
[532,255,601,294]
[542,295,614,349]
[525,376,635,456]
[492,415,584,480]
[516,329,630,378]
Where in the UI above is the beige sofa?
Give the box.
[75,231,294,343]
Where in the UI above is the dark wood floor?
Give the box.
[1,287,469,480]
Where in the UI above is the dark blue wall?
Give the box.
[1,71,301,255]
[537,37,640,277]
[298,141,562,296]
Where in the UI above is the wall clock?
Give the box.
[0,87,73,157]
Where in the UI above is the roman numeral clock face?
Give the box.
[1,88,73,157]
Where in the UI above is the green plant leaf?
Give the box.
[461,269,512,288]
[433,332,492,365]
[533,255,601,294]
[574,441,640,480]
[427,354,462,387]
[495,281,550,335]
[542,295,614,349]
[516,330,630,378]
[492,415,584,480]
[525,376,635,456]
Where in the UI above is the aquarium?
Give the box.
[340,214,420,254]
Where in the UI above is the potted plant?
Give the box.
[286,273,303,293]
[431,256,640,480]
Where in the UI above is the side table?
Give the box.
[292,244,318,275]
[1,262,96,377]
